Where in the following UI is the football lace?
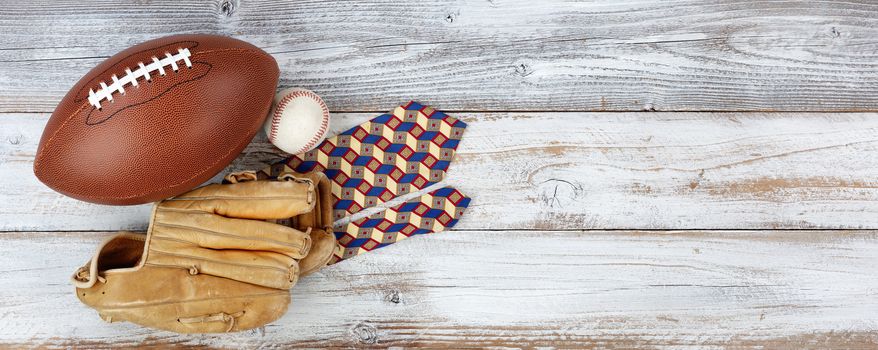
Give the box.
[87,47,193,110]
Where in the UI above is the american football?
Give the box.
[33,34,279,205]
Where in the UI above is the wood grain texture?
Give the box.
[1,230,876,348]
[2,1,878,348]
[1,0,878,112]
[5,111,878,231]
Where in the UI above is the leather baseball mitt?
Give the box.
[72,171,337,333]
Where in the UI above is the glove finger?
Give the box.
[298,228,338,277]
[164,178,315,220]
[152,207,312,259]
[147,238,300,289]
[289,171,333,230]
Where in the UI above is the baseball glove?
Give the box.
[72,171,337,333]
[225,170,337,276]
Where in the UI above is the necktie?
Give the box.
[258,101,470,262]
[332,187,470,263]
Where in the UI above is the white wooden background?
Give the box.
[2,0,878,348]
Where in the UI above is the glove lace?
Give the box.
[73,265,106,285]
[178,311,245,332]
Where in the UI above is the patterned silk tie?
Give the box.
[258,101,470,262]
[332,187,471,262]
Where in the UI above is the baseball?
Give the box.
[264,87,331,155]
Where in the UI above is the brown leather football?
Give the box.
[34,34,279,205]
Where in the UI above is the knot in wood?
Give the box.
[385,290,401,304]
[352,322,378,344]
[538,179,583,209]
[513,63,533,77]
[219,0,237,17]
[7,134,21,145]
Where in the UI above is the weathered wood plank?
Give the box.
[1,230,876,348]
[5,111,878,231]
[1,0,878,112]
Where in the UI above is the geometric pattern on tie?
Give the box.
[258,101,467,221]
[329,187,471,264]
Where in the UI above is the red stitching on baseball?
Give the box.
[269,93,294,143]
[269,89,330,154]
